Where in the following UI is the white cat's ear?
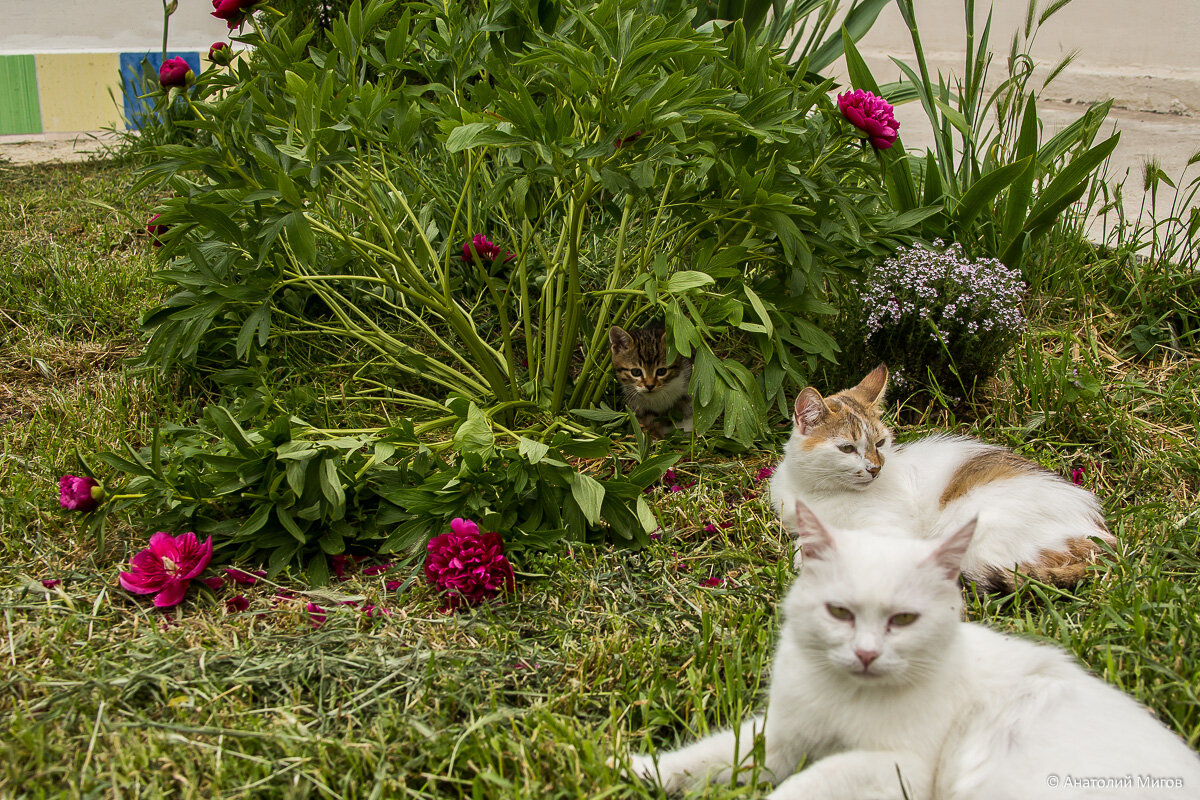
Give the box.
[609,326,633,353]
[850,363,888,405]
[925,518,978,580]
[793,387,828,433]
[789,500,836,560]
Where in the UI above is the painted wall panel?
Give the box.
[0,54,42,134]
[35,53,123,133]
[119,51,201,130]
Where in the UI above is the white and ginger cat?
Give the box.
[625,502,1200,799]
[609,324,693,437]
[770,364,1116,590]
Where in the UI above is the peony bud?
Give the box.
[158,57,194,89]
[208,41,233,67]
[59,475,102,512]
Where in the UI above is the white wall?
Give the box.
[1,0,231,54]
[844,0,1200,115]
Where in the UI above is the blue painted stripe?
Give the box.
[119,51,201,131]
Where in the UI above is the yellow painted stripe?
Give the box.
[35,53,124,133]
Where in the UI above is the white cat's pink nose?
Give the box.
[856,649,880,668]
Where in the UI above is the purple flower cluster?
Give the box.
[855,241,1026,397]
[862,241,1026,341]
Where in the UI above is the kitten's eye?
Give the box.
[875,438,887,449]
[630,368,643,378]
[826,604,854,622]
[656,368,668,376]
[889,612,919,627]
[837,444,857,454]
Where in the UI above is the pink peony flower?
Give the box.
[118,532,213,608]
[208,41,233,66]
[211,0,257,24]
[461,235,515,264]
[837,89,900,150]
[226,594,249,612]
[59,474,102,512]
[614,130,643,148]
[225,567,264,585]
[158,56,194,89]
[146,214,168,248]
[424,518,515,611]
[306,602,327,627]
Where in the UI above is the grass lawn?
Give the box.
[1,159,1198,798]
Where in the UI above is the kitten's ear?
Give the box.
[793,387,829,433]
[609,326,633,354]
[925,518,978,580]
[849,364,888,405]
[788,500,836,561]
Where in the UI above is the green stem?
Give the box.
[549,175,595,414]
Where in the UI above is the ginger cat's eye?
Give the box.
[889,612,919,627]
[875,439,887,448]
[826,604,854,622]
[838,444,857,454]
[630,368,643,377]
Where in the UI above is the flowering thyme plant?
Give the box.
[856,240,1026,398]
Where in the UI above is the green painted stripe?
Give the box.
[0,55,43,135]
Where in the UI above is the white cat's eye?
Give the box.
[889,612,919,627]
[875,438,887,448]
[826,604,854,622]
[837,444,857,454]
[630,368,643,377]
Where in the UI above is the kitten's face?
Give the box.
[788,365,892,489]
[783,503,971,685]
[609,325,687,395]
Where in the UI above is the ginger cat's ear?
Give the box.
[608,325,633,354]
[793,387,828,433]
[849,364,888,405]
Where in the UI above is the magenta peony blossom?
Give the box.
[614,130,643,148]
[158,56,194,89]
[225,567,264,585]
[211,0,257,22]
[208,41,233,66]
[59,474,102,512]
[461,234,515,264]
[226,594,249,612]
[837,89,900,150]
[424,518,515,611]
[146,214,168,248]
[118,531,213,608]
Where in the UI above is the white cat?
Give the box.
[624,502,1200,799]
[769,365,1116,590]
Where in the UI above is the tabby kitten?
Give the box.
[608,325,693,437]
[625,502,1200,798]
[770,364,1116,591]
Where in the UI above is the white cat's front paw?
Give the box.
[619,753,687,793]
